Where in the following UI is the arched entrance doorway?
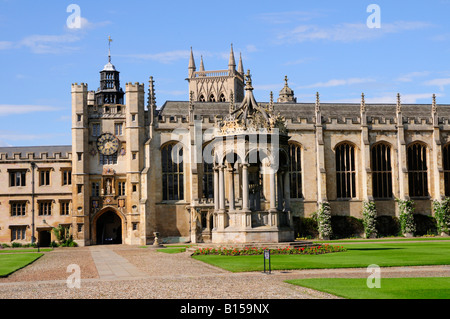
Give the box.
[38,229,51,247]
[95,210,122,245]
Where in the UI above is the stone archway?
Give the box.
[38,229,52,247]
[93,209,124,245]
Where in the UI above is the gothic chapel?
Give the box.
[0,44,449,246]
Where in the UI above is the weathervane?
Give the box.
[108,36,113,62]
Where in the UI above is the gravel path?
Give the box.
[0,245,449,299]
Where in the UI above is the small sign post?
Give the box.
[263,249,271,274]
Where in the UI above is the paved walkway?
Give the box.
[1,244,450,299]
[89,246,148,280]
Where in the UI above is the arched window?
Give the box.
[202,145,215,199]
[219,93,226,102]
[202,161,214,199]
[209,94,216,102]
[371,143,393,198]
[408,142,428,197]
[199,95,205,102]
[288,143,303,199]
[444,144,450,196]
[336,143,356,199]
[161,143,184,201]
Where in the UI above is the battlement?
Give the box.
[71,83,88,92]
[125,82,145,91]
[0,146,72,162]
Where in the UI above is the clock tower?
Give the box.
[71,38,147,246]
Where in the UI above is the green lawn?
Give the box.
[192,242,450,272]
[312,237,450,244]
[0,253,43,277]
[157,247,187,254]
[285,277,450,299]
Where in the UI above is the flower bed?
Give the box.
[191,244,346,256]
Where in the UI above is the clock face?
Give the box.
[97,133,120,155]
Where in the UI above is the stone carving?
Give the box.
[215,70,287,136]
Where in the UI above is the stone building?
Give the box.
[1,45,449,246]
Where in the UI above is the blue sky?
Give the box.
[1,0,450,146]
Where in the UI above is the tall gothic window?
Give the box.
[202,161,214,199]
[199,95,205,102]
[336,143,356,199]
[209,94,216,102]
[371,143,393,199]
[161,143,184,201]
[407,142,428,197]
[202,145,214,199]
[219,93,226,102]
[444,144,450,196]
[288,143,303,199]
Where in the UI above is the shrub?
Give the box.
[396,198,416,236]
[433,198,450,235]
[293,217,319,239]
[316,201,332,239]
[52,225,78,247]
[330,216,364,239]
[413,214,437,236]
[362,201,378,238]
[11,242,22,248]
[376,215,401,237]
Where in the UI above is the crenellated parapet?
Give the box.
[0,146,72,162]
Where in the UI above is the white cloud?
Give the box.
[327,93,442,104]
[298,77,375,89]
[66,17,111,31]
[278,21,432,43]
[0,41,13,50]
[424,78,450,91]
[20,34,81,54]
[396,71,430,82]
[258,11,322,25]
[0,104,60,116]
[0,17,109,54]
